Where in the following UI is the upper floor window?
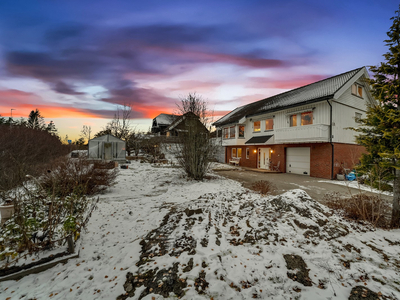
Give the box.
[230,126,235,138]
[301,111,313,125]
[224,127,229,139]
[238,125,245,138]
[355,112,362,123]
[352,83,363,98]
[290,114,297,127]
[254,121,261,132]
[265,119,273,130]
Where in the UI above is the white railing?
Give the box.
[275,124,330,143]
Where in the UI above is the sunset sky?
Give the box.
[0,0,398,140]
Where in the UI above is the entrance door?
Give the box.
[104,142,112,160]
[258,148,271,170]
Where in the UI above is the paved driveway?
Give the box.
[213,168,392,204]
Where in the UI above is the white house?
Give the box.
[213,67,376,179]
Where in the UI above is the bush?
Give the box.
[324,192,391,228]
[0,126,69,191]
[0,184,97,262]
[250,180,276,196]
[39,157,118,198]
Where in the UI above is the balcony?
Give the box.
[275,124,330,143]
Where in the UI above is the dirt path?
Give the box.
[213,168,393,204]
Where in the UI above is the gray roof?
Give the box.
[214,67,364,126]
[245,135,273,144]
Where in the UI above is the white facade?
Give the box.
[218,78,373,147]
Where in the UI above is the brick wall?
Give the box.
[225,143,365,179]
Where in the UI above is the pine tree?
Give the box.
[355,6,400,228]
[27,109,45,130]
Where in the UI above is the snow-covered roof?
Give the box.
[154,114,177,126]
[214,67,366,126]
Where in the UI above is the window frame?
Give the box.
[238,125,245,138]
[232,148,237,158]
[351,83,363,98]
[290,114,297,127]
[253,121,261,132]
[246,148,250,159]
[355,112,362,123]
[229,126,235,138]
[223,127,229,139]
[265,118,274,131]
[300,111,313,126]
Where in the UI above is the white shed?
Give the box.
[88,135,126,161]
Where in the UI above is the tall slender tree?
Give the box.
[354,5,400,228]
[27,109,45,130]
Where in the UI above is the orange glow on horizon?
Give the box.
[0,104,99,119]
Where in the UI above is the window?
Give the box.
[246,148,250,159]
[232,148,237,157]
[237,148,242,158]
[239,125,245,138]
[265,119,273,130]
[224,128,229,139]
[355,112,362,123]
[230,126,235,138]
[290,114,297,127]
[254,121,261,132]
[351,83,363,98]
[301,111,313,125]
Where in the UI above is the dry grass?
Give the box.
[250,180,276,196]
[40,157,118,197]
[324,192,391,228]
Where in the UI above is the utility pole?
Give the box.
[10,108,15,127]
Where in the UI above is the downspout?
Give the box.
[327,100,334,180]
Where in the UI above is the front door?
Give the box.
[104,142,112,160]
[258,148,271,170]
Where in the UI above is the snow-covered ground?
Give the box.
[1,161,400,299]
[319,180,394,197]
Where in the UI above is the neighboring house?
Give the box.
[166,112,208,137]
[151,113,178,135]
[213,67,375,179]
[88,134,126,162]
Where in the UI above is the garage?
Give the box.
[286,147,310,175]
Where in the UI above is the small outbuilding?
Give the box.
[88,134,126,162]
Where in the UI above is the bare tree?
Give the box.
[80,125,92,143]
[107,104,133,140]
[176,92,210,126]
[174,93,216,180]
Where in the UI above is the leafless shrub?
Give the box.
[250,180,276,196]
[324,192,391,228]
[39,157,118,197]
[0,126,69,191]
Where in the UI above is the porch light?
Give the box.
[253,149,257,153]
[270,149,273,153]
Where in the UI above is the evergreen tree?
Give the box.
[355,6,400,228]
[27,109,45,130]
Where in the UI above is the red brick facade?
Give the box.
[225,143,366,179]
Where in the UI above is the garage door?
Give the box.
[286,147,310,175]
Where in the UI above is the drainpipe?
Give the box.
[327,100,334,180]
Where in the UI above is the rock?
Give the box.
[283,254,312,286]
[184,208,203,217]
[348,286,380,300]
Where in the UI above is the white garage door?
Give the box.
[286,147,310,175]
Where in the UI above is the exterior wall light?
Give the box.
[253,149,257,153]
[270,149,273,153]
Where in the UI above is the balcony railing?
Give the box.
[275,124,330,143]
